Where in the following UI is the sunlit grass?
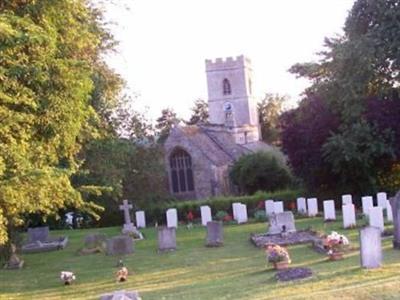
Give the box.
[0,217,399,299]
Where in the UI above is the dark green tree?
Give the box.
[155,108,179,144]
[186,99,209,125]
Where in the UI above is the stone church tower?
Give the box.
[164,55,271,200]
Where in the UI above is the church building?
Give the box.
[164,55,271,200]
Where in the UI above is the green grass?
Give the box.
[1,217,400,300]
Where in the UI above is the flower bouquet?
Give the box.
[60,271,76,285]
[265,244,291,270]
[323,231,349,260]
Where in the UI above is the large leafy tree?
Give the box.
[155,108,179,144]
[285,0,400,194]
[186,99,209,125]
[0,1,120,244]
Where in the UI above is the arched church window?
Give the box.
[223,78,231,95]
[169,148,194,193]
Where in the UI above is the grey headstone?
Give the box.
[206,221,223,247]
[84,233,107,249]
[360,226,382,269]
[106,236,134,256]
[158,227,176,252]
[27,226,49,243]
[268,212,296,235]
[100,290,141,300]
[390,191,400,249]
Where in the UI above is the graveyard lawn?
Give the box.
[1,218,400,300]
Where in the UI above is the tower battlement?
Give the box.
[205,55,252,71]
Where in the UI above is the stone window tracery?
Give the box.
[169,148,194,193]
[223,78,231,95]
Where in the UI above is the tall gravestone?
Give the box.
[200,206,212,226]
[236,204,248,224]
[158,227,176,252]
[362,196,373,215]
[377,192,387,208]
[386,200,393,222]
[274,201,284,214]
[119,200,136,234]
[232,202,241,221]
[135,211,146,228]
[323,200,336,220]
[265,200,275,216]
[342,194,352,206]
[342,204,356,229]
[268,212,296,235]
[369,207,384,232]
[307,198,318,217]
[166,208,178,228]
[360,226,382,269]
[206,221,223,247]
[296,197,307,214]
[390,191,400,249]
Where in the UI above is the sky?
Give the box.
[101,0,355,122]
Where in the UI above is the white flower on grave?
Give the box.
[60,271,76,285]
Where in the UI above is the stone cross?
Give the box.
[119,200,133,225]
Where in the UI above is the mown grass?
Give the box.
[0,217,399,300]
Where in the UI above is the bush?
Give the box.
[253,210,267,222]
[230,150,293,194]
[215,210,228,221]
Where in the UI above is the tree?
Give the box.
[155,108,179,144]
[258,93,288,145]
[0,1,120,244]
[186,99,208,125]
[230,151,292,194]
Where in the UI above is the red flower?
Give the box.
[257,201,265,209]
[223,214,232,222]
[187,211,194,222]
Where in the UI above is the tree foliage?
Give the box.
[155,108,179,144]
[0,1,120,244]
[230,151,292,195]
[285,0,400,194]
[186,99,209,125]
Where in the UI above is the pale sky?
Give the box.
[102,0,355,122]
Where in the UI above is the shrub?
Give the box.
[253,210,267,222]
[215,211,228,221]
[230,151,293,194]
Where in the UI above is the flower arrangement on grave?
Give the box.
[116,266,129,282]
[265,244,291,269]
[323,231,349,260]
[60,271,76,285]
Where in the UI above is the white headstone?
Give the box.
[296,197,307,214]
[135,211,146,228]
[386,199,393,222]
[323,200,336,220]
[307,198,318,217]
[265,200,275,216]
[236,204,248,224]
[377,192,387,208]
[342,194,352,206]
[369,207,384,232]
[273,201,284,214]
[343,204,356,228]
[360,226,382,269]
[200,206,212,226]
[232,202,241,221]
[362,196,374,215]
[166,208,178,228]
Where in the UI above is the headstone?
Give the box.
[362,196,373,215]
[368,207,384,232]
[307,198,318,217]
[206,221,223,247]
[100,290,141,300]
[274,201,284,214]
[386,200,393,222]
[267,212,296,235]
[360,226,382,269]
[323,200,336,220]
[236,204,248,224]
[265,200,275,216]
[390,191,400,249]
[135,211,146,228]
[106,235,134,256]
[84,233,107,249]
[158,227,176,252]
[342,204,356,228]
[27,226,49,244]
[166,208,178,228]
[232,202,241,221]
[119,200,136,234]
[342,194,352,206]
[296,197,307,215]
[377,192,387,208]
[200,206,212,226]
